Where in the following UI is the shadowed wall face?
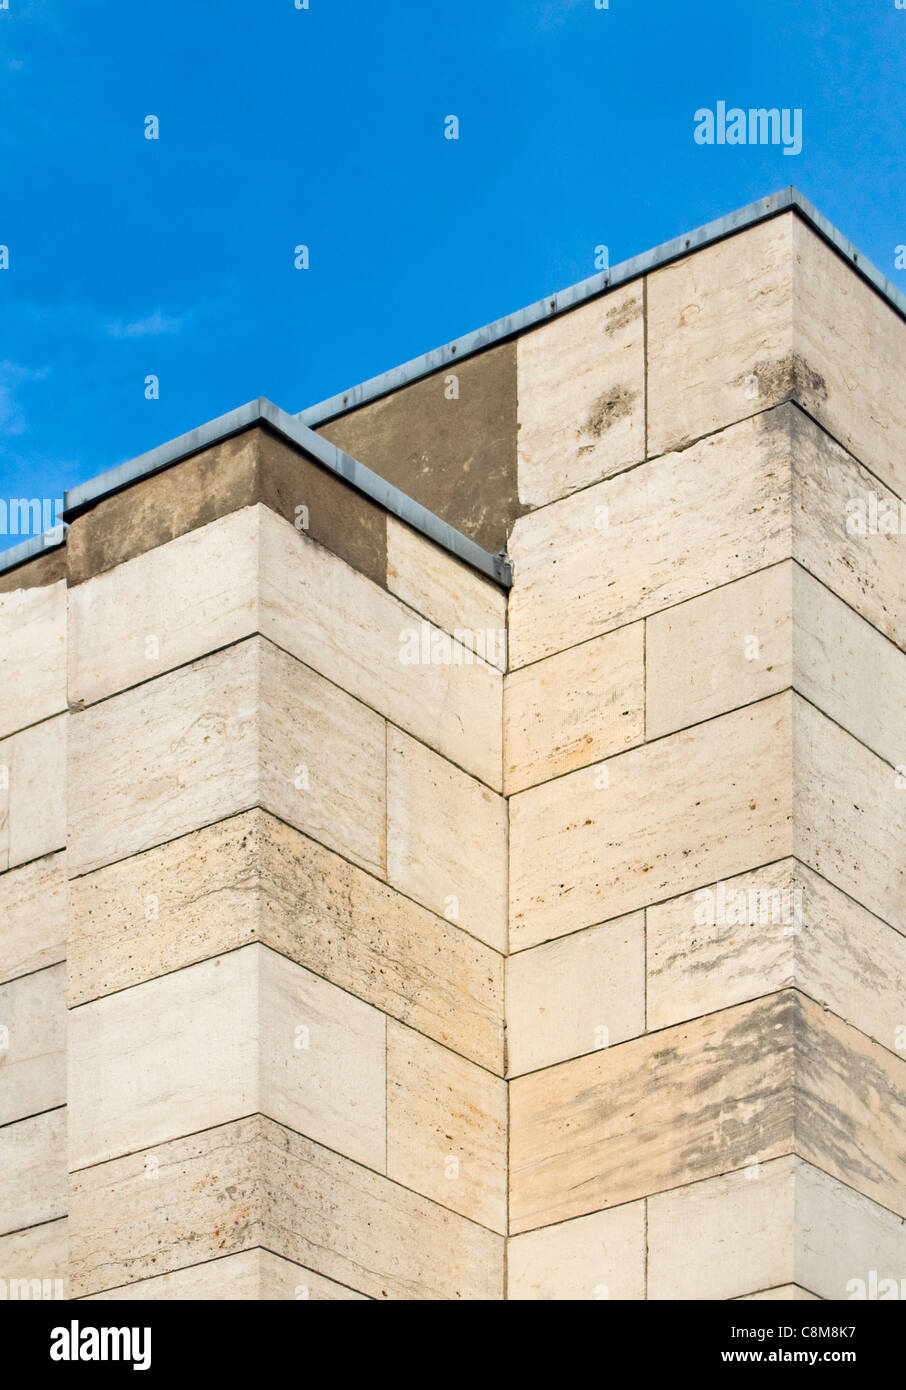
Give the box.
[2,208,906,1301]
[317,340,523,555]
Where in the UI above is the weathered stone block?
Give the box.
[386,1020,506,1232]
[504,621,644,794]
[517,283,645,506]
[70,1116,503,1300]
[0,580,66,740]
[0,964,66,1126]
[506,912,645,1075]
[387,728,506,951]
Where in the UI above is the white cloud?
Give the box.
[535,0,600,31]
[106,310,183,340]
[0,361,50,437]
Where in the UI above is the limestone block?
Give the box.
[67,817,258,1006]
[0,853,67,986]
[68,810,504,1073]
[0,714,66,871]
[0,1216,68,1299]
[70,1120,262,1296]
[508,412,792,668]
[254,817,504,1074]
[795,697,906,929]
[647,215,795,457]
[84,1250,367,1301]
[797,1160,906,1301]
[790,405,906,655]
[513,393,904,680]
[69,950,257,1172]
[67,641,255,876]
[645,563,793,739]
[647,859,906,1054]
[510,693,793,950]
[258,944,386,1173]
[387,728,507,951]
[386,1020,506,1232]
[68,507,259,707]
[70,1116,503,1300]
[506,912,645,1075]
[649,1156,906,1301]
[511,991,906,1233]
[68,814,261,1006]
[507,1200,646,1300]
[0,580,66,740]
[510,992,797,1233]
[794,218,906,502]
[794,564,906,771]
[648,1158,797,1300]
[0,964,66,1126]
[794,997,906,1221]
[258,638,386,878]
[69,945,386,1172]
[67,637,386,878]
[0,1108,66,1235]
[386,517,507,669]
[259,507,503,788]
[504,621,644,794]
[517,282,645,506]
[646,559,906,764]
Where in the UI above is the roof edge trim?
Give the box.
[297,187,906,426]
[52,398,511,588]
[0,529,66,578]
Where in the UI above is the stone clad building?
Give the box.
[1,188,905,1300]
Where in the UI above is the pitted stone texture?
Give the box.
[70,1116,503,1300]
[68,810,503,1073]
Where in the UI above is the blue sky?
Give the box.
[2,0,904,550]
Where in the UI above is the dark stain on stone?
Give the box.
[0,544,66,594]
[64,425,388,590]
[66,429,262,586]
[606,295,641,335]
[741,353,829,409]
[584,385,637,439]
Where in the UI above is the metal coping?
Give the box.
[3,186,902,585]
[54,397,512,587]
[0,528,66,575]
[297,186,906,425]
